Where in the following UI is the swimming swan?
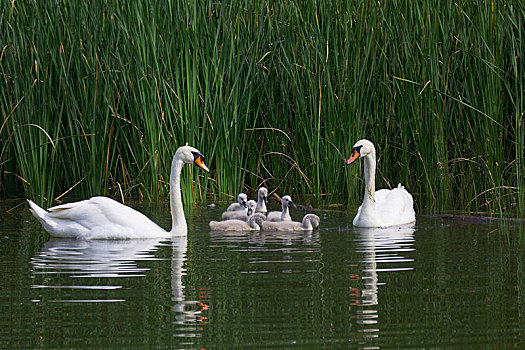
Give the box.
[221,200,256,221]
[27,145,209,239]
[266,195,296,222]
[209,213,266,232]
[346,139,415,227]
[226,193,248,211]
[255,187,268,213]
[262,214,320,231]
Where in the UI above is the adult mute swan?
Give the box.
[262,213,320,232]
[27,145,209,239]
[266,195,296,222]
[209,213,266,232]
[221,200,256,221]
[226,193,248,211]
[346,139,415,227]
[255,187,268,213]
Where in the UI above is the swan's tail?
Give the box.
[27,199,48,220]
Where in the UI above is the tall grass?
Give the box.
[0,1,524,216]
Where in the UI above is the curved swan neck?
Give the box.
[302,218,313,230]
[169,157,187,235]
[362,151,376,208]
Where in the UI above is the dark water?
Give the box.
[1,200,524,349]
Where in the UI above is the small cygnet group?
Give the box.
[209,187,320,232]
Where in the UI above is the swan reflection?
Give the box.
[352,225,415,340]
[170,236,209,328]
[31,238,163,280]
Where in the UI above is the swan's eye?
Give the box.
[351,145,363,156]
[192,151,210,172]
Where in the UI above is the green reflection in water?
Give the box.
[1,202,524,348]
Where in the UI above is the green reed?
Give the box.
[1,1,524,216]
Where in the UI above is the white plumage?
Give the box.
[27,145,209,239]
[346,139,415,227]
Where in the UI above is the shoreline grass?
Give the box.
[1,1,523,216]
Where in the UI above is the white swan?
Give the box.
[221,200,256,221]
[226,193,248,211]
[209,213,266,232]
[255,187,268,213]
[261,213,320,231]
[266,195,296,222]
[346,139,415,227]
[27,145,209,239]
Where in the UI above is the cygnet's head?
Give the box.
[258,187,268,203]
[304,214,320,228]
[238,193,248,208]
[346,139,375,165]
[246,200,257,216]
[281,195,296,208]
[176,145,209,172]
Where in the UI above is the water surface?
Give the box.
[1,201,524,348]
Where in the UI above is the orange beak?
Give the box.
[195,155,210,172]
[346,150,360,165]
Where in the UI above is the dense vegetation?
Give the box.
[1,1,524,215]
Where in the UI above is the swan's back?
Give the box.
[210,213,266,232]
[28,197,168,239]
[374,185,415,226]
[262,214,320,231]
[209,219,252,231]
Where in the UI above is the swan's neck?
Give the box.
[169,158,187,235]
[249,217,261,230]
[281,203,289,219]
[257,196,266,211]
[302,218,313,230]
[361,152,376,217]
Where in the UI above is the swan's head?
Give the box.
[246,200,257,216]
[238,193,248,208]
[258,187,268,203]
[176,145,209,172]
[346,139,375,165]
[249,213,267,226]
[304,214,320,228]
[282,195,296,208]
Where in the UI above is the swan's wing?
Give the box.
[375,186,415,226]
[227,203,242,211]
[46,197,163,234]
